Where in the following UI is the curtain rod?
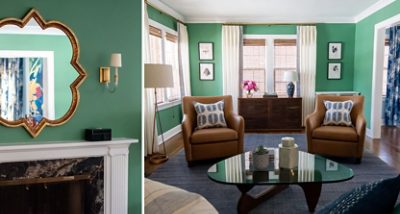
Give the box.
[144,0,186,25]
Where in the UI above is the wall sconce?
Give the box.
[100,53,122,93]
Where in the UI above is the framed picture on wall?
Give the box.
[198,42,213,60]
[328,62,342,80]
[328,42,342,59]
[199,63,214,80]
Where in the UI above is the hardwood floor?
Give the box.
[364,126,400,172]
[144,133,184,177]
[145,127,400,175]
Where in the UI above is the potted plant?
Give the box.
[252,145,269,171]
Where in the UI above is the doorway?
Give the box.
[371,14,400,139]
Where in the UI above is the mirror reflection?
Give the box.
[0,18,78,125]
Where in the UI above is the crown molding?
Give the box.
[354,0,395,23]
[151,0,394,25]
[147,0,185,22]
[184,16,355,24]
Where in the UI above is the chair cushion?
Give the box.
[145,178,218,214]
[323,100,353,126]
[317,175,400,214]
[312,126,358,142]
[191,128,238,144]
[193,100,227,130]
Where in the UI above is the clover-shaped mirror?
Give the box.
[0,9,86,137]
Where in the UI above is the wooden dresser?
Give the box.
[238,97,302,132]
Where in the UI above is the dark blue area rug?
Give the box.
[148,133,400,214]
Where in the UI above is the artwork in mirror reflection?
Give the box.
[0,18,77,126]
[0,54,50,125]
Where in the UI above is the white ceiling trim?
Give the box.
[150,0,394,24]
[184,16,355,24]
[353,0,395,23]
[147,0,185,22]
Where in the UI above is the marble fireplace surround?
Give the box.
[0,138,137,214]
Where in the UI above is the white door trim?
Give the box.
[371,13,400,139]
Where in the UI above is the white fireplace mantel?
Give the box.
[0,138,138,214]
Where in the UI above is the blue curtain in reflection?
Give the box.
[384,26,400,126]
[28,57,44,123]
[0,58,24,121]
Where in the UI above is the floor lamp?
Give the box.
[144,64,174,164]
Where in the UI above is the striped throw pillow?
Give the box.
[193,100,227,130]
[323,100,354,126]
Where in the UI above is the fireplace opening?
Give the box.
[0,157,104,214]
[0,175,90,214]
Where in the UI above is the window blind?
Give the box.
[243,39,265,46]
[274,39,296,46]
[149,25,162,38]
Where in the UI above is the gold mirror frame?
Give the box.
[0,9,87,137]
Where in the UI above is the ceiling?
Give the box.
[153,0,393,23]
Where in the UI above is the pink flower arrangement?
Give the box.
[243,80,258,95]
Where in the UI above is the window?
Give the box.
[274,39,297,97]
[242,36,297,97]
[148,22,182,106]
[382,39,389,96]
[164,33,180,101]
[242,39,265,97]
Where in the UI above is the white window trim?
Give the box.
[158,100,181,111]
[243,34,297,94]
[148,19,181,109]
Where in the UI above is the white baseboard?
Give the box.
[366,128,373,139]
[157,125,181,144]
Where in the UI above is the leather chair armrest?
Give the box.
[305,111,323,134]
[355,114,366,136]
[225,112,245,153]
[225,112,243,131]
[305,111,324,152]
[181,114,194,161]
[355,114,366,155]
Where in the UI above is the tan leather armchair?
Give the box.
[305,95,366,163]
[181,96,244,166]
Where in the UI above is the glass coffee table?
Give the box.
[207,149,353,214]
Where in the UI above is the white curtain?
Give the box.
[178,23,191,96]
[143,5,159,156]
[222,25,242,113]
[297,26,317,125]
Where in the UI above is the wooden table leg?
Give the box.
[298,183,322,212]
[236,184,288,214]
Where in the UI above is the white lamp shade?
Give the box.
[145,64,174,88]
[110,53,122,67]
[283,70,298,82]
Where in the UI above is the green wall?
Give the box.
[187,23,223,96]
[147,5,177,31]
[354,1,400,128]
[187,24,356,96]
[244,25,297,34]
[316,24,355,91]
[158,105,182,133]
[0,1,142,213]
[0,34,76,119]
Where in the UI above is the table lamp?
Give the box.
[283,71,298,98]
